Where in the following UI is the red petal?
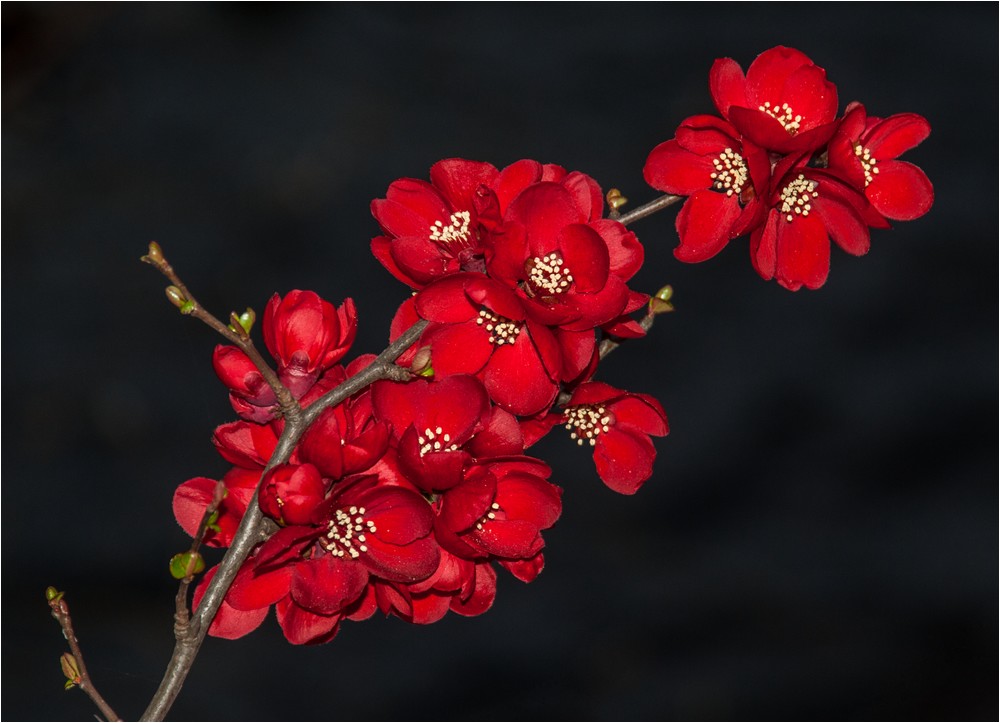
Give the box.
[775,214,830,291]
[674,189,741,263]
[745,46,815,104]
[814,197,870,257]
[424,322,493,376]
[195,566,270,640]
[506,182,586,241]
[643,139,716,195]
[750,211,780,281]
[275,596,340,645]
[227,562,293,611]
[414,274,479,323]
[429,158,498,211]
[610,395,669,437]
[594,429,657,495]
[375,178,449,236]
[709,57,747,118]
[867,160,934,221]
[450,562,497,616]
[866,113,931,159]
[289,555,368,614]
[559,224,610,293]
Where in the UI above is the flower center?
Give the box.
[853,143,880,187]
[429,211,472,246]
[321,505,376,559]
[526,253,574,296]
[417,426,459,457]
[709,148,748,196]
[563,404,612,446]
[475,501,501,531]
[758,101,802,135]
[778,174,819,223]
[476,309,522,346]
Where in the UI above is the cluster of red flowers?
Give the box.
[171,46,932,645]
[644,46,933,290]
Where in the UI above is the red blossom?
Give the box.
[711,46,839,155]
[263,291,357,398]
[751,160,874,291]
[644,114,769,263]
[827,102,934,221]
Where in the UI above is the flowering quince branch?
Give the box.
[46,588,122,721]
[49,45,933,721]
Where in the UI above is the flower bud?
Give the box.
[169,551,206,580]
[45,586,64,603]
[60,652,81,689]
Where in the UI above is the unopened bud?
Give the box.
[141,241,165,266]
[60,652,81,688]
[409,346,434,376]
[649,285,675,315]
[169,551,206,580]
[45,586,64,603]
[165,286,196,315]
[606,188,628,211]
[228,307,256,337]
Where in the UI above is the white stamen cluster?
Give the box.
[475,502,501,531]
[429,210,472,244]
[564,404,611,447]
[476,309,522,346]
[528,253,573,295]
[322,505,376,559]
[758,101,802,134]
[710,148,748,196]
[854,143,880,187]
[779,174,819,223]
[417,426,459,457]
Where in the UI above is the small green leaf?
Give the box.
[169,552,205,580]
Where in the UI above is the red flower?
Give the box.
[372,374,490,492]
[263,291,357,397]
[172,467,260,547]
[488,182,644,331]
[209,474,440,644]
[525,381,668,495]
[411,273,562,416]
[212,345,278,423]
[644,114,768,262]
[827,102,934,221]
[371,158,501,287]
[751,159,875,291]
[711,46,839,155]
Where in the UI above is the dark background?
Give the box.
[3,3,996,720]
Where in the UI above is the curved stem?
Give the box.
[614,192,683,226]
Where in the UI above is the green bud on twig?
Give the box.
[648,284,675,315]
[141,241,165,267]
[606,188,628,211]
[228,308,256,338]
[169,552,206,580]
[60,652,81,688]
[45,586,64,603]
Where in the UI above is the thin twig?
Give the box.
[614,192,683,226]
[48,592,122,722]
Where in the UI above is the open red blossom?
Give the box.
[524,381,668,495]
[487,182,643,331]
[263,291,357,398]
[410,273,561,416]
[644,114,769,263]
[827,102,934,221]
[372,374,489,492]
[711,46,839,155]
[209,474,440,644]
[435,457,561,565]
[751,158,876,291]
[258,463,327,526]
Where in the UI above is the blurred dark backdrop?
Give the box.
[3,3,996,720]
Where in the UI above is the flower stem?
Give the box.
[48,593,122,722]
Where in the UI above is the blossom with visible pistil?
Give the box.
[827,101,934,221]
[644,114,768,262]
[710,46,839,155]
